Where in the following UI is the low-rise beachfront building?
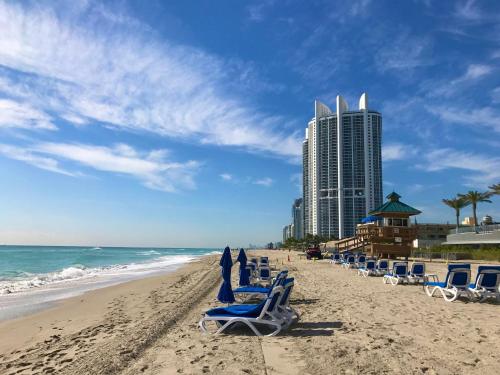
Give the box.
[443,223,500,246]
[340,192,421,258]
[412,223,455,249]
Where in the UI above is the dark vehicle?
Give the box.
[306,247,323,260]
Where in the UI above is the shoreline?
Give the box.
[0,261,192,322]
[0,248,222,322]
[0,254,222,374]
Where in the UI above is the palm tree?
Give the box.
[442,197,469,233]
[489,183,500,196]
[458,191,493,231]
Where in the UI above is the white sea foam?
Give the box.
[0,255,195,295]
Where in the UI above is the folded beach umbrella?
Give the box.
[217,246,235,304]
[236,248,250,286]
[361,215,382,224]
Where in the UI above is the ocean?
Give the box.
[0,245,220,320]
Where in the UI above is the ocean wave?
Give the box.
[0,255,195,295]
[137,250,161,256]
[206,251,223,255]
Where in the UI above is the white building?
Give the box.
[303,93,383,239]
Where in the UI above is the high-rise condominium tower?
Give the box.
[292,198,304,239]
[303,93,382,239]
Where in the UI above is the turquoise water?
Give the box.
[0,246,219,295]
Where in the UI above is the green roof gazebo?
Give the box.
[357,192,422,258]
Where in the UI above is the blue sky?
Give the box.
[0,0,499,247]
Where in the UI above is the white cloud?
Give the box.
[290,173,302,192]
[220,173,233,181]
[253,177,274,187]
[0,142,200,192]
[247,0,275,22]
[425,105,500,133]
[375,33,432,73]
[420,63,494,99]
[0,144,74,176]
[492,50,500,59]
[347,0,372,17]
[491,87,500,103]
[418,148,500,186]
[462,64,492,80]
[383,143,416,161]
[0,99,56,130]
[0,2,301,159]
[454,0,485,22]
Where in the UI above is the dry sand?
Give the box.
[0,251,499,375]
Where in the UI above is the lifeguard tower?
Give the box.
[335,192,421,258]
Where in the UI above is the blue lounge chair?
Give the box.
[425,264,471,302]
[468,265,500,302]
[247,262,257,277]
[342,254,356,269]
[259,257,269,267]
[233,270,288,299]
[199,286,285,336]
[407,262,426,284]
[375,259,389,276]
[358,259,377,277]
[275,278,299,328]
[383,262,409,285]
[258,266,272,285]
[356,254,366,269]
[330,253,341,264]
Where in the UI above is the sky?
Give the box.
[0,0,499,248]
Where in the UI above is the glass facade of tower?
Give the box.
[302,139,309,236]
[302,94,383,239]
[292,198,304,239]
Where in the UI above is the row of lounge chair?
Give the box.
[199,269,300,336]
[331,252,500,303]
[425,264,500,302]
[245,256,272,285]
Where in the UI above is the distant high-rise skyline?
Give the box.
[292,198,304,239]
[303,93,383,239]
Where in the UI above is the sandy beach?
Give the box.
[0,251,499,375]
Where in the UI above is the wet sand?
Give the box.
[0,251,499,374]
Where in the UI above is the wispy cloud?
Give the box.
[454,0,483,21]
[375,33,432,74]
[418,148,500,186]
[423,64,494,98]
[253,177,274,187]
[290,173,302,192]
[347,0,372,17]
[0,99,56,130]
[0,143,74,176]
[246,0,275,22]
[220,173,233,181]
[0,142,200,192]
[425,105,500,133]
[0,2,301,159]
[491,87,500,103]
[383,143,416,162]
